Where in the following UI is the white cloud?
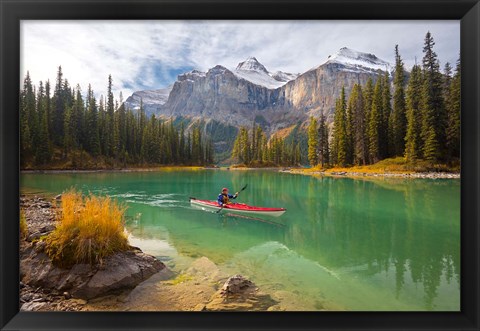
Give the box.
[21,20,459,99]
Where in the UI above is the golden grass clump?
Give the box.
[45,188,129,267]
[20,209,28,239]
[322,157,460,174]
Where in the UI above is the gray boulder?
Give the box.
[20,245,166,300]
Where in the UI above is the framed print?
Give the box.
[1,0,479,330]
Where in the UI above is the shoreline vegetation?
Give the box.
[21,156,460,179]
[286,156,460,179]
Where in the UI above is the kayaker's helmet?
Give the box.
[222,187,228,193]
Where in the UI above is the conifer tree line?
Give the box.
[232,123,301,166]
[20,68,214,168]
[308,32,460,167]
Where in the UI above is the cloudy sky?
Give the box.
[21,20,459,99]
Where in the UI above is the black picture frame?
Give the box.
[1,0,479,330]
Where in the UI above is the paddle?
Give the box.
[216,184,248,214]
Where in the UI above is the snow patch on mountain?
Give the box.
[124,85,173,110]
[324,47,393,73]
[271,71,299,83]
[233,56,298,89]
[178,69,206,82]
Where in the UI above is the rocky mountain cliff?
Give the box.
[277,47,391,122]
[124,48,392,132]
[162,65,300,131]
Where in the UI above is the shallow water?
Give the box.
[21,169,460,311]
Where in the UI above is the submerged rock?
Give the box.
[220,274,255,296]
[205,275,277,311]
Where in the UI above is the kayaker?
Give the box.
[218,187,238,206]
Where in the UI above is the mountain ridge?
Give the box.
[124,48,393,129]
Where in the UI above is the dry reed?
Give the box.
[45,188,129,267]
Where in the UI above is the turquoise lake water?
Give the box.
[21,170,460,311]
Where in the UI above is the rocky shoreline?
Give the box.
[19,195,282,312]
[20,195,167,311]
[283,169,460,179]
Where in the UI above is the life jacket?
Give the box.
[221,193,230,204]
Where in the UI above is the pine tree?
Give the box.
[27,75,39,152]
[20,72,36,165]
[137,99,146,160]
[35,81,51,165]
[405,65,423,162]
[140,116,153,164]
[191,126,203,165]
[255,126,265,163]
[63,105,72,158]
[345,88,355,165]
[106,75,115,157]
[368,79,383,163]
[363,78,374,163]
[44,79,51,136]
[381,71,392,158]
[52,66,65,146]
[240,127,250,164]
[205,138,214,164]
[443,62,453,99]
[113,104,120,162]
[421,31,446,162]
[333,87,348,166]
[125,110,136,163]
[85,84,100,157]
[261,135,268,163]
[186,131,192,162]
[295,143,302,165]
[307,117,318,166]
[392,45,407,156]
[179,123,186,163]
[349,84,367,165]
[446,58,460,160]
[318,112,329,167]
[170,121,180,163]
[70,85,84,149]
[98,96,108,156]
[116,102,127,163]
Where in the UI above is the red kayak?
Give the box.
[190,198,286,217]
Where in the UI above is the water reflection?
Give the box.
[284,176,460,310]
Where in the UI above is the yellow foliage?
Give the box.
[296,157,459,176]
[45,188,129,267]
[325,157,459,174]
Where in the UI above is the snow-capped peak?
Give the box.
[233,56,297,89]
[325,47,393,73]
[235,56,269,74]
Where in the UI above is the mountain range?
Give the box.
[124,47,394,159]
